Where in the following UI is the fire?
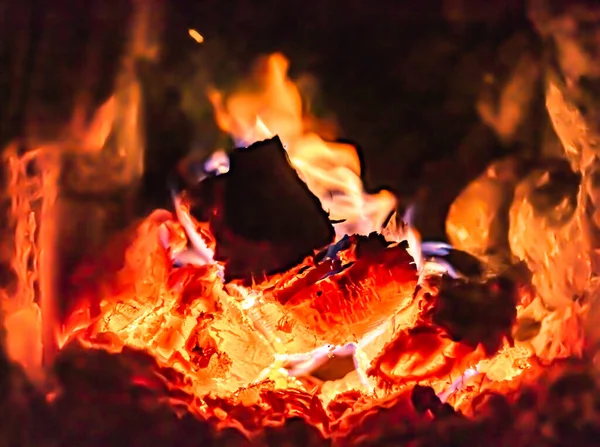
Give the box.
[1,0,151,376]
[1,50,587,443]
[1,143,60,379]
[208,53,396,238]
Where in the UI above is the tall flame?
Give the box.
[0,0,160,377]
[208,53,396,237]
[1,143,60,378]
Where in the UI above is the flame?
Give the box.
[0,144,60,378]
[1,0,155,377]
[0,87,144,373]
[208,53,396,237]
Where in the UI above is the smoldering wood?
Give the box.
[519,0,600,300]
[478,0,600,359]
[432,274,519,355]
[185,136,335,282]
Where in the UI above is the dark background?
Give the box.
[0,0,543,238]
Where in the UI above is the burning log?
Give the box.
[181,136,335,282]
[241,234,418,353]
[206,53,397,239]
[367,273,518,388]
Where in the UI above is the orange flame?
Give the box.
[208,53,396,237]
[1,0,154,376]
[1,143,61,378]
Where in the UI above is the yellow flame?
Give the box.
[208,53,396,238]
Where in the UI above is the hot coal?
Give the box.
[3,337,600,446]
[181,136,335,282]
[366,270,519,388]
[263,234,417,349]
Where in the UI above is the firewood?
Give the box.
[247,234,418,352]
[183,136,335,282]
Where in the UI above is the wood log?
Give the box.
[184,136,335,282]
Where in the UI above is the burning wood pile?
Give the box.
[3,1,600,446]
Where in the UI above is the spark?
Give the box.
[188,29,204,44]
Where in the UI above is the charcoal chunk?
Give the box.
[185,136,335,282]
[431,275,518,354]
[411,385,441,413]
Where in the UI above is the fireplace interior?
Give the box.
[2,0,600,446]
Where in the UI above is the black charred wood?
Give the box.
[431,275,518,355]
[186,136,335,282]
[411,385,441,414]
[221,137,333,245]
[443,249,486,279]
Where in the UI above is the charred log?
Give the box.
[431,275,518,354]
[183,136,335,282]
[367,272,518,387]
